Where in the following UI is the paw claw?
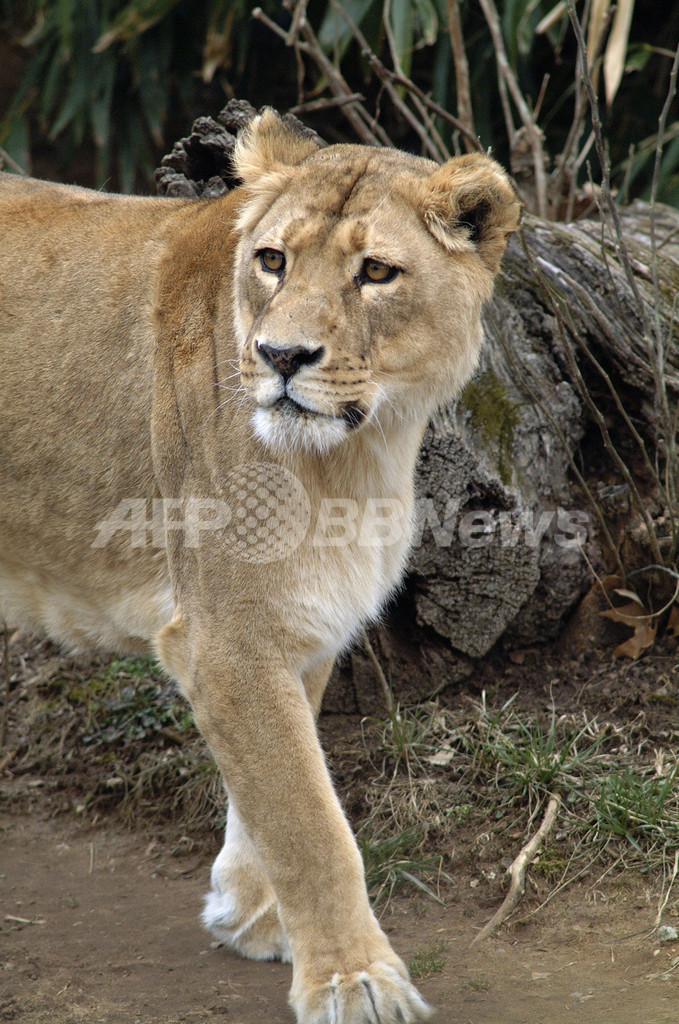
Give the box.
[292,961,433,1024]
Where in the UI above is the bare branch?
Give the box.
[446,0,475,152]
[649,42,679,524]
[254,4,390,147]
[362,55,481,152]
[568,0,678,535]
[361,630,394,716]
[650,46,679,355]
[0,147,28,177]
[289,92,365,115]
[328,0,445,161]
[473,794,560,944]
[382,0,450,160]
[477,0,549,218]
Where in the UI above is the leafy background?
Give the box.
[0,0,676,205]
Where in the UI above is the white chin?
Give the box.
[252,406,347,455]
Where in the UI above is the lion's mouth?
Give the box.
[272,394,366,432]
[276,395,316,417]
[252,393,358,454]
[272,393,341,423]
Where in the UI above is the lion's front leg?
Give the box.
[159,623,431,1024]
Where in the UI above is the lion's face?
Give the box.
[232,113,520,454]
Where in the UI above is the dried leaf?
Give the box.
[600,590,657,659]
[612,619,656,659]
[536,1,567,36]
[587,0,610,88]
[611,587,645,605]
[604,0,635,104]
[600,600,649,624]
[426,748,455,768]
[601,574,624,592]
[668,605,679,638]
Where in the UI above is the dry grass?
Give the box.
[2,634,679,926]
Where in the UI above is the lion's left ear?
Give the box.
[419,154,521,273]
[233,108,321,185]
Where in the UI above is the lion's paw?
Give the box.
[292,961,433,1024]
[202,886,292,963]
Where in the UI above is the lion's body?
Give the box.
[0,112,519,1024]
[0,182,180,649]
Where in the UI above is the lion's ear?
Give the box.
[233,108,321,185]
[419,154,521,273]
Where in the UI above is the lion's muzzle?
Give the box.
[257,340,325,382]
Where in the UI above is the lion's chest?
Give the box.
[288,524,412,659]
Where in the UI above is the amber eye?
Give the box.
[259,249,285,274]
[361,259,399,284]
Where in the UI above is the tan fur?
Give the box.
[0,110,520,1023]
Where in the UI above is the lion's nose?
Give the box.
[257,342,324,382]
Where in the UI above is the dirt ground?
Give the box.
[1,810,678,1024]
[1,633,679,1023]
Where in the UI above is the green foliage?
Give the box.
[1,0,676,203]
[78,656,194,746]
[596,765,679,853]
[318,0,439,80]
[82,681,194,746]
[1,0,283,190]
[380,702,431,768]
[357,692,679,900]
[3,0,164,189]
[358,821,445,903]
[37,655,195,748]
[408,939,447,979]
[532,843,569,881]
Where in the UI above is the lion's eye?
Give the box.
[360,259,399,284]
[259,249,286,274]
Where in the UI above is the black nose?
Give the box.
[258,343,324,382]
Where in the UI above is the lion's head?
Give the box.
[232,110,520,455]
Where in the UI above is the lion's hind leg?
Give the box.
[202,798,292,963]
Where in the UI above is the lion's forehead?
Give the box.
[293,158,414,217]
[276,215,366,258]
[261,168,424,263]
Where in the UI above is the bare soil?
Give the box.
[1,632,679,1023]
[2,811,678,1024]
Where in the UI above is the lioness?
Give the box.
[0,110,519,1023]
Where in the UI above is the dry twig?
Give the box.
[478,0,549,217]
[0,146,27,176]
[328,0,445,160]
[0,622,9,748]
[254,4,390,147]
[381,0,449,161]
[446,0,475,152]
[361,630,394,716]
[654,849,679,931]
[472,793,561,944]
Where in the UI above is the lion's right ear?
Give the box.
[418,154,521,274]
[233,108,320,185]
